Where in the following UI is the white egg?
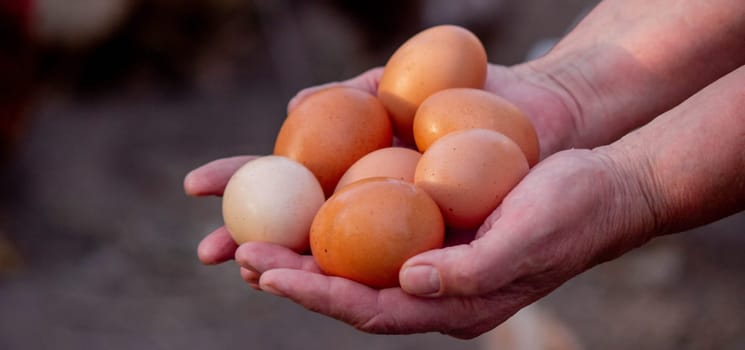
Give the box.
[222,156,325,252]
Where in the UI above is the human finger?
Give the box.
[197,226,239,265]
[183,156,257,196]
[235,241,322,274]
[398,226,524,298]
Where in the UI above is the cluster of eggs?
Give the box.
[221,25,538,289]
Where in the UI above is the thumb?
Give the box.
[399,221,526,297]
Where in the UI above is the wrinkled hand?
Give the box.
[185,148,653,338]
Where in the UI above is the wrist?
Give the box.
[593,65,745,235]
[592,142,668,242]
[520,0,745,152]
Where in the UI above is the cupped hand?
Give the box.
[185,147,655,338]
[229,149,654,338]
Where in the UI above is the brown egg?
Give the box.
[413,88,540,166]
[378,25,487,143]
[274,86,393,196]
[414,129,529,229]
[311,177,444,288]
[334,147,422,192]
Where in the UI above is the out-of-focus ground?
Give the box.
[1,1,743,349]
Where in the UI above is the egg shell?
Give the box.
[413,88,540,166]
[414,129,529,229]
[378,25,487,143]
[310,177,445,289]
[222,156,325,253]
[334,147,422,192]
[274,86,393,196]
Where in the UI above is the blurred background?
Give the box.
[1,0,744,349]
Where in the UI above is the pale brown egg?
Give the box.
[414,129,529,229]
[378,25,487,143]
[334,147,422,192]
[413,88,540,166]
[274,86,393,196]
[222,156,325,253]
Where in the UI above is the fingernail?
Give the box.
[260,282,286,297]
[401,265,441,296]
